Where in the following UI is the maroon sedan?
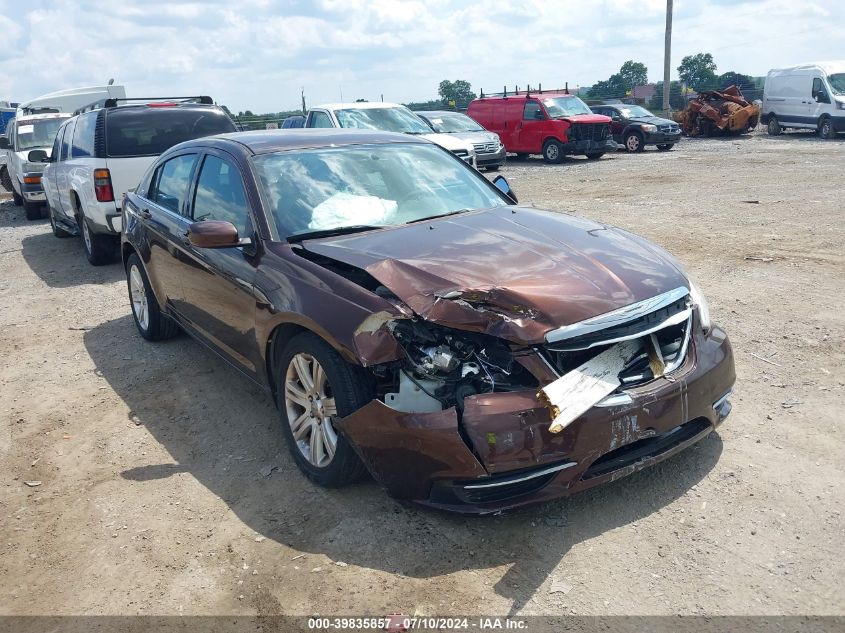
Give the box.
[121,130,734,514]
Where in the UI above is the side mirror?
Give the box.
[0,137,10,150]
[187,220,242,248]
[492,175,518,204]
[28,149,49,163]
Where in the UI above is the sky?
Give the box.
[0,0,843,113]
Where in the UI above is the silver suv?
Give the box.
[416,110,505,171]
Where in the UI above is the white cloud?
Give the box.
[0,0,842,112]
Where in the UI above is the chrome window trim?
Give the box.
[544,286,690,345]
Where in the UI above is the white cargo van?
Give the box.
[762,61,845,138]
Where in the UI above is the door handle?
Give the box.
[140,208,152,220]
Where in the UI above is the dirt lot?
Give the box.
[1,131,843,620]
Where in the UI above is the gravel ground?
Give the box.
[1,130,843,620]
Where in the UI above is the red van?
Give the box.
[467,91,616,163]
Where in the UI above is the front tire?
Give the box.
[0,166,12,192]
[12,189,23,206]
[585,152,604,160]
[542,140,564,164]
[485,165,500,172]
[767,115,781,135]
[80,216,116,266]
[818,116,836,139]
[24,199,42,221]
[656,144,674,151]
[624,132,644,152]
[126,253,179,341]
[277,332,371,487]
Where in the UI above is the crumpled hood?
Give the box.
[301,206,690,345]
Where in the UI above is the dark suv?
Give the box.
[590,104,681,152]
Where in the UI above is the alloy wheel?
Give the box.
[545,144,559,161]
[626,134,641,152]
[82,219,92,252]
[284,353,338,468]
[129,264,149,331]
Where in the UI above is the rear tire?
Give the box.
[542,140,564,164]
[624,132,644,152]
[767,115,781,136]
[656,144,674,151]
[515,153,529,160]
[80,215,116,266]
[276,332,371,488]
[24,199,42,221]
[485,165,500,172]
[126,253,180,341]
[585,152,604,160]
[818,116,835,139]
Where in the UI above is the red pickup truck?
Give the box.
[467,91,616,163]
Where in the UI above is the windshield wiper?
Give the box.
[406,208,472,224]
[287,225,389,243]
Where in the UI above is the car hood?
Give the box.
[629,115,676,126]
[436,131,500,144]
[300,206,690,345]
[422,132,473,153]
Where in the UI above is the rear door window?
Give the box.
[191,154,252,236]
[71,112,97,157]
[105,108,236,158]
[150,153,198,214]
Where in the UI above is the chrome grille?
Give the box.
[659,124,680,133]
[472,142,499,153]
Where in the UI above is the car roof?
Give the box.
[474,92,580,101]
[188,129,429,155]
[312,102,404,111]
[16,113,72,123]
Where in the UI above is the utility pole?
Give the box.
[662,0,673,116]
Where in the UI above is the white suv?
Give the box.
[40,97,236,265]
[304,102,477,166]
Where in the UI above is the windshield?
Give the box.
[542,96,592,118]
[15,118,66,151]
[829,73,845,96]
[334,107,431,134]
[619,105,654,118]
[424,113,484,133]
[253,143,509,239]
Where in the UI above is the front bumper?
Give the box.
[644,130,682,144]
[338,326,734,514]
[476,146,507,167]
[562,138,618,155]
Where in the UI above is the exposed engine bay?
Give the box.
[379,320,538,414]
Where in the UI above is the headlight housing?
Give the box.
[687,277,711,334]
[641,124,657,133]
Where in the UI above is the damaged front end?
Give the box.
[335,280,734,513]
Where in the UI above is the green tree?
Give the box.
[618,60,649,90]
[649,81,686,110]
[355,98,368,102]
[678,53,718,91]
[587,60,649,100]
[718,71,756,93]
[438,79,476,105]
